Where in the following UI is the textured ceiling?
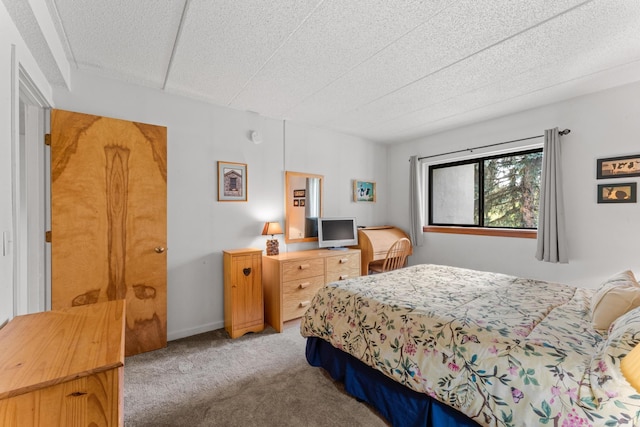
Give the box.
[14,0,640,142]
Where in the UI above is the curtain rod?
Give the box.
[416,128,571,161]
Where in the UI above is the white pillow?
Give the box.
[591,270,640,331]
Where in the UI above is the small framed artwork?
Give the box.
[597,182,637,203]
[597,154,640,179]
[218,161,247,202]
[293,199,299,206]
[353,180,376,202]
[293,189,306,198]
[299,199,306,207]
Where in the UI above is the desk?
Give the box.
[0,300,125,427]
[353,226,412,275]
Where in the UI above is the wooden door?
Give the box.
[50,109,167,356]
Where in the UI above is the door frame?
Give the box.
[13,64,50,316]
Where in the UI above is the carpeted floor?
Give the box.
[124,321,389,426]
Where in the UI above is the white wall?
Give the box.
[387,81,640,288]
[53,69,387,339]
[284,121,388,230]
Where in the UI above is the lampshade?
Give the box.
[262,221,283,237]
[621,342,640,392]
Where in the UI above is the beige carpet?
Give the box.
[124,321,389,426]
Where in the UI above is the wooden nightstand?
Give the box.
[223,248,264,338]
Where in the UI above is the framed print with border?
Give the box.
[218,161,247,201]
[596,154,640,179]
[597,182,636,203]
[353,180,376,202]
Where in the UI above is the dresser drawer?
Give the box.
[326,267,360,284]
[326,252,360,273]
[283,274,325,294]
[282,258,324,281]
[282,276,325,321]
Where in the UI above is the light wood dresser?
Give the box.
[0,300,125,427]
[223,248,264,338]
[262,248,360,332]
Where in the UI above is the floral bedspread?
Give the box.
[300,264,640,426]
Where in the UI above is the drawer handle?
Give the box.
[339,258,348,264]
[299,301,311,307]
[298,264,310,270]
[339,275,349,280]
[69,391,87,397]
[299,282,310,289]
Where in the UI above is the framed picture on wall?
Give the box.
[597,182,636,203]
[596,154,640,179]
[353,180,376,202]
[218,161,247,201]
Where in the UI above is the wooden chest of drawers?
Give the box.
[0,300,125,427]
[262,249,360,332]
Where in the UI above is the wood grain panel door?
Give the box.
[50,109,167,356]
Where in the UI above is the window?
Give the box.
[428,148,543,229]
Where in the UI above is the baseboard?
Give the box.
[168,320,224,342]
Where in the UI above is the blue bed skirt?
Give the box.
[305,337,480,427]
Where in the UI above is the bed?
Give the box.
[300,264,640,427]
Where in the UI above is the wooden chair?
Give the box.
[368,237,411,274]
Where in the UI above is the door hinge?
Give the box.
[45,230,51,243]
[44,134,51,146]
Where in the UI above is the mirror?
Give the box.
[285,171,323,243]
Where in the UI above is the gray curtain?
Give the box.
[409,155,424,247]
[535,127,568,263]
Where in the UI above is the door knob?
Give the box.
[154,247,165,253]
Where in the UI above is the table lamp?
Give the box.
[621,342,640,392]
[262,221,283,255]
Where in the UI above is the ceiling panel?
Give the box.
[284,0,587,125]
[368,57,640,143]
[357,54,640,142]
[3,0,67,86]
[50,0,186,87]
[228,0,453,115]
[16,0,639,143]
[326,0,640,138]
[164,0,322,105]
[226,0,451,116]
